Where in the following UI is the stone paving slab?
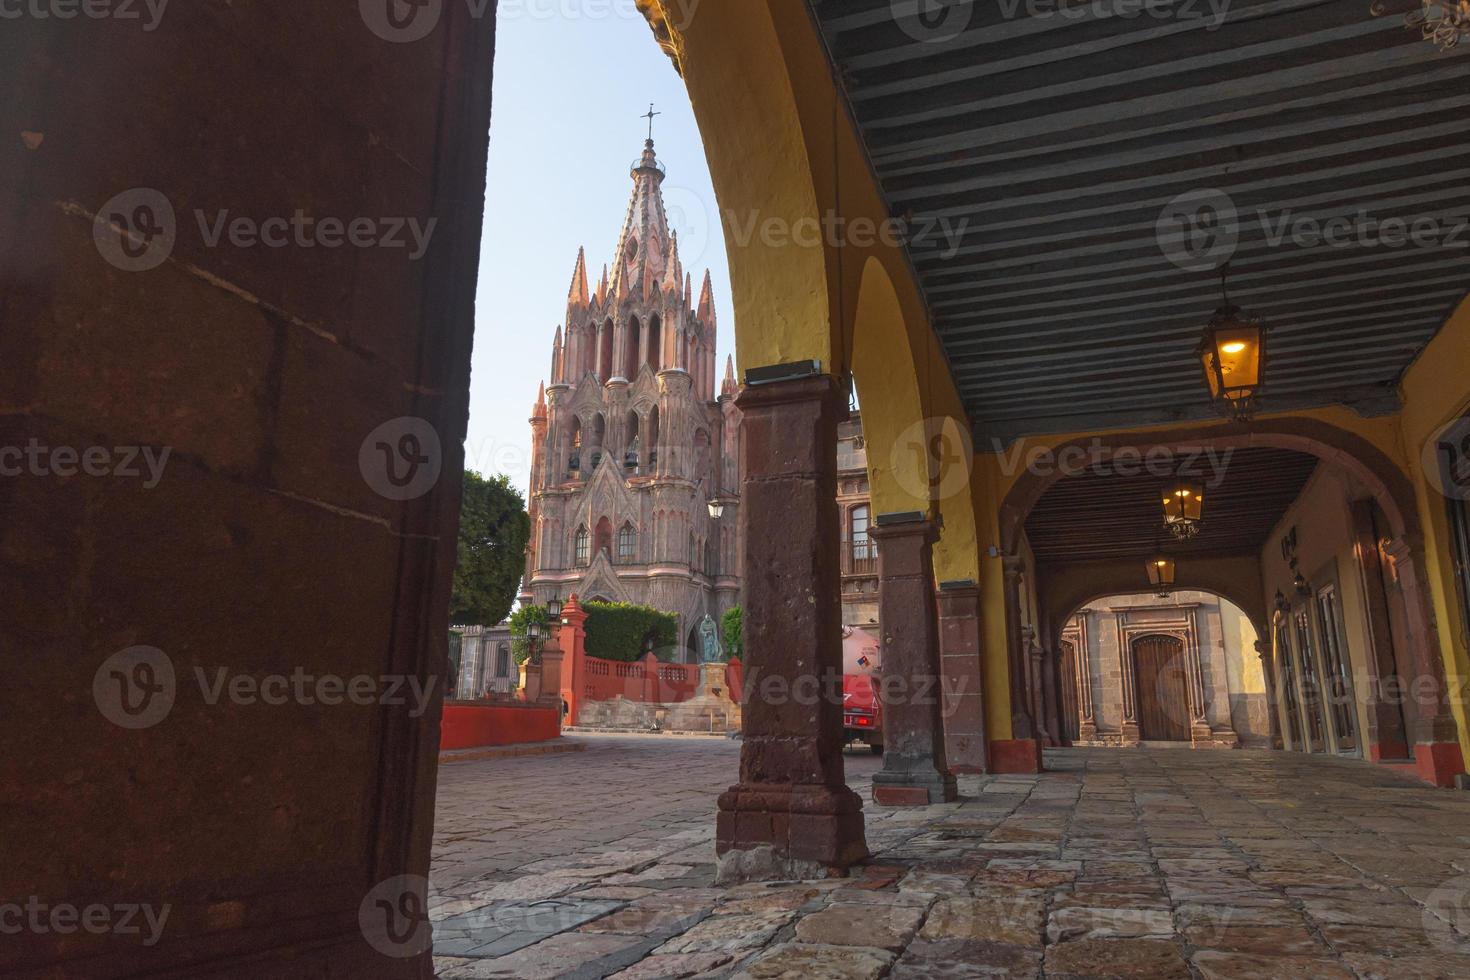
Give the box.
[428,736,1470,977]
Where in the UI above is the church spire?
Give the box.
[567,247,589,308]
[697,269,715,325]
[722,355,737,399]
[607,138,674,305]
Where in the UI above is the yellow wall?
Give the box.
[1398,293,1470,764]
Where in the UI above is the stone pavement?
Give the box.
[429,735,1470,978]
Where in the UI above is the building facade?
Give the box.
[521,140,742,661]
[449,624,517,700]
[1062,591,1272,749]
[838,413,879,629]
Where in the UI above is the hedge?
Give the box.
[583,601,679,662]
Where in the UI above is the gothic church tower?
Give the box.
[522,139,742,661]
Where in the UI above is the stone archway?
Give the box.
[996,416,1460,773]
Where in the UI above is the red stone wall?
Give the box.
[5,6,498,977]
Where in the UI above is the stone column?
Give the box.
[1383,538,1467,785]
[994,556,1044,772]
[1040,645,1062,747]
[1349,500,1411,760]
[715,369,867,882]
[1255,639,1283,750]
[1117,616,1141,745]
[870,516,958,806]
[1002,556,1036,739]
[938,581,987,773]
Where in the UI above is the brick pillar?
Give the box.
[938,581,987,773]
[715,369,868,882]
[870,516,958,806]
[559,595,589,725]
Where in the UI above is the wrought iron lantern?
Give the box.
[1146,556,1177,598]
[527,620,542,642]
[1162,482,1205,540]
[707,498,726,519]
[546,593,563,621]
[1198,266,1267,420]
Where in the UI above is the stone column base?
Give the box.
[873,770,958,806]
[715,783,869,883]
[1120,721,1141,746]
[1191,728,1242,750]
[989,739,1043,774]
[1414,742,1466,789]
[1369,740,1411,762]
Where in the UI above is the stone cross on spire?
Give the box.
[643,103,661,141]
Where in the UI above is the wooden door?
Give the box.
[1133,635,1190,742]
[1059,640,1080,743]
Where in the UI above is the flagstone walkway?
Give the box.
[428,735,1470,979]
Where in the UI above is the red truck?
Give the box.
[841,627,883,754]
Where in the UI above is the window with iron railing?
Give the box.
[848,505,875,574]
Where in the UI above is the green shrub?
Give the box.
[583,601,678,662]
[721,606,742,661]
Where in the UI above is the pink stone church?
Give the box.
[520,140,743,661]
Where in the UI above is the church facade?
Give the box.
[521,139,742,662]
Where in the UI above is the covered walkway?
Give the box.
[428,736,1470,978]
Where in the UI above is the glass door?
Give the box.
[1315,582,1359,755]
[1275,621,1305,750]
[1293,606,1329,753]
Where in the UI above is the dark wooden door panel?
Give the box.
[1134,635,1190,742]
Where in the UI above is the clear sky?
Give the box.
[466,3,735,499]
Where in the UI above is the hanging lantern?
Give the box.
[1197,265,1267,420]
[1146,556,1177,598]
[707,498,726,519]
[1162,482,1205,540]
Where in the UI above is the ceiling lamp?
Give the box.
[1147,556,1178,598]
[1162,482,1205,540]
[1198,266,1267,421]
[1406,0,1469,50]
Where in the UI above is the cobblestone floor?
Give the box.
[429,735,1470,979]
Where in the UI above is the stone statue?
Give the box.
[698,614,723,664]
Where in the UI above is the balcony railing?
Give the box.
[843,542,877,577]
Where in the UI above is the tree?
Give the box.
[508,604,550,665]
[449,471,531,627]
[722,606,743,661]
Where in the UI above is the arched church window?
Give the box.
[574,526,590,566]
[618,524,637,562]
[595,517,613,560]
